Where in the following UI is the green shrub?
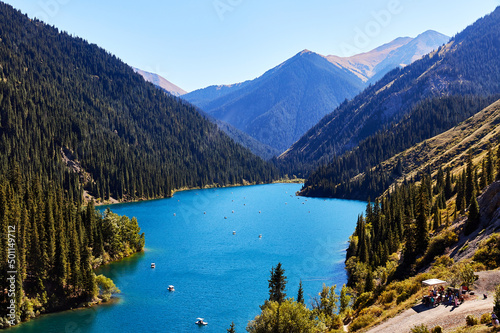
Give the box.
[480,312,491,324]
[419,230,458,269]
[432,255,454,268]
[349,314,375,332]
[380,290,397,305]
[359,306,383,318]
[396,291,409,304]
[473,233,500,269]
[430,326,442,333]
[353,292,373,310]
[410,324,430,333]
[465,314,478,326]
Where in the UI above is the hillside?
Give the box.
[0,2,277,204]
[184,50,365,153]
[280,7,500,170]
[336,98,500,332]
[132,67,187,96]
[300,95,500,199]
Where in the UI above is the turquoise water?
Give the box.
[7,183,365,333]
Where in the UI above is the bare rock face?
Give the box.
[450,181,500,262]
[478,180,500,231]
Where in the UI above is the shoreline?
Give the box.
[3,250,144,330]
[93,179,305,207]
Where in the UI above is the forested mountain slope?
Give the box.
[0,2,277,204]
[281,7,500,170]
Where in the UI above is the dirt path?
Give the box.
[365,271,500,333]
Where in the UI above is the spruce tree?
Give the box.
[487,146,495,184]
[465,153,475,207]
[445,167,453,200]
[227,322,236,333]
[268,263,287,304]
[416,182,430,251]
[297,280,304,304]
[364,269,374,292]
[465,189,481,236]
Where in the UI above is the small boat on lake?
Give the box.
[233,231,236,235]
[151,263,155,268]
[168,285,175,292]
[259,234,262,238]
[195,318,208,326]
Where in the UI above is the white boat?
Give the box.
[195,318,208,326]
[233,231,236,235]
[168,285,175,292]
[151,263,155,268]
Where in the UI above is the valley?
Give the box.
[1,1,500,332]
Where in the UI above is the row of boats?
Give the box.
[150,263,207,326]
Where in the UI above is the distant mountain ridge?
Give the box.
[183,31,448,156]
[326,30,449,84]
[280,8,500,167]
[184,49,365,153]
[133,67,187,96]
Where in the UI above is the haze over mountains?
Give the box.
[182,30,449,155]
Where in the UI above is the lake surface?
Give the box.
[8,183,365,333]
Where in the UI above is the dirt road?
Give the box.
[365,270,500,332]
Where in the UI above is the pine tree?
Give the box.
[416,181,430,251]
[356,215,369,263]
[227,322,236,333]
[445,167,453,200]
[465,153,475,207]
[297,280,304,304]
[268,263,287,304]
[364,269,374,292]
[465,189,481,236]
[480,159,487,190]
[487,146,495,184]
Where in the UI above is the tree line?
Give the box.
[345,146,499,297]
[0,170,145,327]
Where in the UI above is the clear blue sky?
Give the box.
[5,0,499,92]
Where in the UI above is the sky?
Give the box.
[4,0,500,92]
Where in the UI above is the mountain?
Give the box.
[300,95,500,199]
[183,32,448,155]
[196,109,280,160]
[0,2,277,204]
[326,30,449,84]
[184,50,365,152]
[132,67,187,96]
[280,8,500,172]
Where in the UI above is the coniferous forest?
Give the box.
[0,1,277,327]
[3,0,500,331]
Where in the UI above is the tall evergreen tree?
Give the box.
[465,152,475,207]
[445,167,453,200]
[297,280,304,304]
[416,181,430,251]
[268,263,287,304]
[227,322,236,333]
[465,189,481,235]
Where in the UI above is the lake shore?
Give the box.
[3,250,144,331]
[92,178,305,206]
